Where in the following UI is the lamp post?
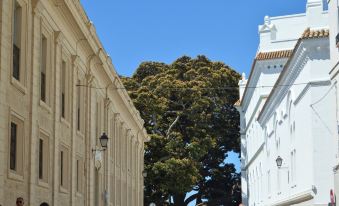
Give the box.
[92,132,109,152]
[276,156,283,168]
[276,155,289,170]
[142,170,147,178]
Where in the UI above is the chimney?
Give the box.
[306,0,325,28]
[239,72,247,101]
[258,16,277,50]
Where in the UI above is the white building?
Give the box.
[237,1,337,205]
[329,0,339,201]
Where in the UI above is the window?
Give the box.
[9,113,24,175]
[60,146,69,190]
[60,151,63,186]
[77,80,81,131]
[38,132,49,183]
[76,160,79,191]
[61,61,66,119]
[12,1,22,81]
[267,170,271,195]
[290,149,297,185]
[40,35,47,102]
[76,158,83,193]
[118,123,122,167]
[323,0,328,11]
[10,122,17,171]
[39,139,43,179]
[95,101,99,136]
[111,171,115,204]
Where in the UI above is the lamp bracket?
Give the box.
[278,166,289,170]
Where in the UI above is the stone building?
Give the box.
[0,0,149,206]
[237,0,337,205]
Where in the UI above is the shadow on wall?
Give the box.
[242,191,248,204]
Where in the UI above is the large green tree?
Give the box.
[122,55,241,206]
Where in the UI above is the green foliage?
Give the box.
[122,55,241,206]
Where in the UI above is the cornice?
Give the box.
[243,94,268,133]
[241,58,287,111]
[50,0,149,142]
[293,79,331,105]
[243,143,265,170]
[258,37,329,125]
[71,55,80,67]
[258,42,306,125]
[54,31,64,44]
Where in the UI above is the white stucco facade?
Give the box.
[329,0,339,201]
[237,1,337,206]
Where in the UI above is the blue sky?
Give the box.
[81,0,307,77]
[81,0,308,204]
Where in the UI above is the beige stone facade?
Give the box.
[0,0,149,206]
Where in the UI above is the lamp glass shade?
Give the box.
[276,156,283,168]
[142,170,147,178]
[100,133,108,148]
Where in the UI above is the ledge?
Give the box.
[39,100,52,114]
[37,179,49,189]
[76,130,85,139]
[271,188,314,206]
[59,186,69,194]
[8,170,24,182]
[11,77,26,94]
[60,117,70,128]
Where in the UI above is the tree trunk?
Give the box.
[195,193,202,206]
[173,193,186,206]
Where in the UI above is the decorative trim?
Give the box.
[243,143,264,170]
[258,36,329,125]
[10,77,27,94]
[271,188,314,206]
[301,28,329,39]
[243,95,268,133]
[256,50,293,60]
[293,79,331,105]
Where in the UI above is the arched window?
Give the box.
[40,203,49,206]
[286,91,291,117]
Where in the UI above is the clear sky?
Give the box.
[80,0,308,204]
[81,0,307,77]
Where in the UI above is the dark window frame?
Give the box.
[12,1,21,81]
[10,122,17,171]
[39,138,43,179]
[77,80,81,131]
[40,35,47,102]
[60,151,63,186]
[61,61,66,118]
[13,44,20,80]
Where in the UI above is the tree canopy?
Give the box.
[122,55,241,206]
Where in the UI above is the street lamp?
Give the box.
[142,170,147,178]
[92,132,109,152]
[99,132,108,149]
[276,156,283,168]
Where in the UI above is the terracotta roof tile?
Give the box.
[302,28,329,39]
[255,50,293,60]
